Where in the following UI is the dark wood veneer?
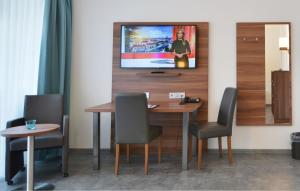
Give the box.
[111,22,209,153]
[237,23,266,125]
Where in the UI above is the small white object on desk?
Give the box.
[148,104,159,109]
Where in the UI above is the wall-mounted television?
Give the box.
[120,25,197,69]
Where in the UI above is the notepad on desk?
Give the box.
[148,104,159,109]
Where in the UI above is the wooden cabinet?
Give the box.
[271,71,291,123]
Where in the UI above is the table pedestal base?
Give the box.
[18,136,55,191]
[34,183,55,190]
[13,183,55,191]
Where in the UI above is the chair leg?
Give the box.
[158,137,161,163]
[227,136,233,164]
[6,150,24,184]
[204,139,208,153]
[188,134,193,161]
[218,137,223,158]
[115,144,120,175]
[145,144,149,175]
[62,145,69,177]
[197,139,203,169]
[126,144,130,163]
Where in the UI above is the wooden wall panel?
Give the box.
[112,22,209,153]
[236,23,266,125]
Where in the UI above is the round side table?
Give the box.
[1,124,60,191]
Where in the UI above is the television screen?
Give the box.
[120,25,196,69]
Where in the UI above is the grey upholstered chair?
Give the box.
[114,93,162,175]
[5,95,69,185]
[190,87,237,169]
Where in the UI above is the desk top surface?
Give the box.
[0,124,60,138]
[85,101,203,113]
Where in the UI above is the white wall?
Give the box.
[70,0,300,150]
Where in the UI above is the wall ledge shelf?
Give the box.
[136,72,182,77]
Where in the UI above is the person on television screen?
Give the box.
[170,29,191,68]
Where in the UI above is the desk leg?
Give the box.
[93,112,100,170]
[191,110,198,156]
[27,136,34,190]
[182,112,189,170]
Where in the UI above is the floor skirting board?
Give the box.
[69,148,291,155]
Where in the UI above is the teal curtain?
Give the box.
[38,0,72,114]
[37,0,72,160]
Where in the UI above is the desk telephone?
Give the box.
[180,96,201,105]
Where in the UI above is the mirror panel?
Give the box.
[236,22,292,126]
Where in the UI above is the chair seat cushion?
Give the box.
[148,125,162,143]
[10,130,63,151]
[190,122,230,139]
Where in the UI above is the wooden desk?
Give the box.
[85,101,203,170]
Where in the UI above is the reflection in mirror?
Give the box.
[236,23,291,126]
[265,24,290,124]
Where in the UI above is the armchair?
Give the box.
[5,95,69,185]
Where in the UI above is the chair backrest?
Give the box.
[115,93,149,144]
[24,95,63,129]
[217,87,237,134]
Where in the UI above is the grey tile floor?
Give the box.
[1,151,300,190]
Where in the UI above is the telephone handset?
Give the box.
[179,96,201,105]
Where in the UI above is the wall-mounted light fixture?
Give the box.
[279,37,289,51]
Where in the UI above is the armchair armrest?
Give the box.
[6,118,25,142]
[62,115,70,175]
[6,117,25,129]
[63,115,69,138]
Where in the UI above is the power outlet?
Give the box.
[169,92,185,99]
[145,92,150,99]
